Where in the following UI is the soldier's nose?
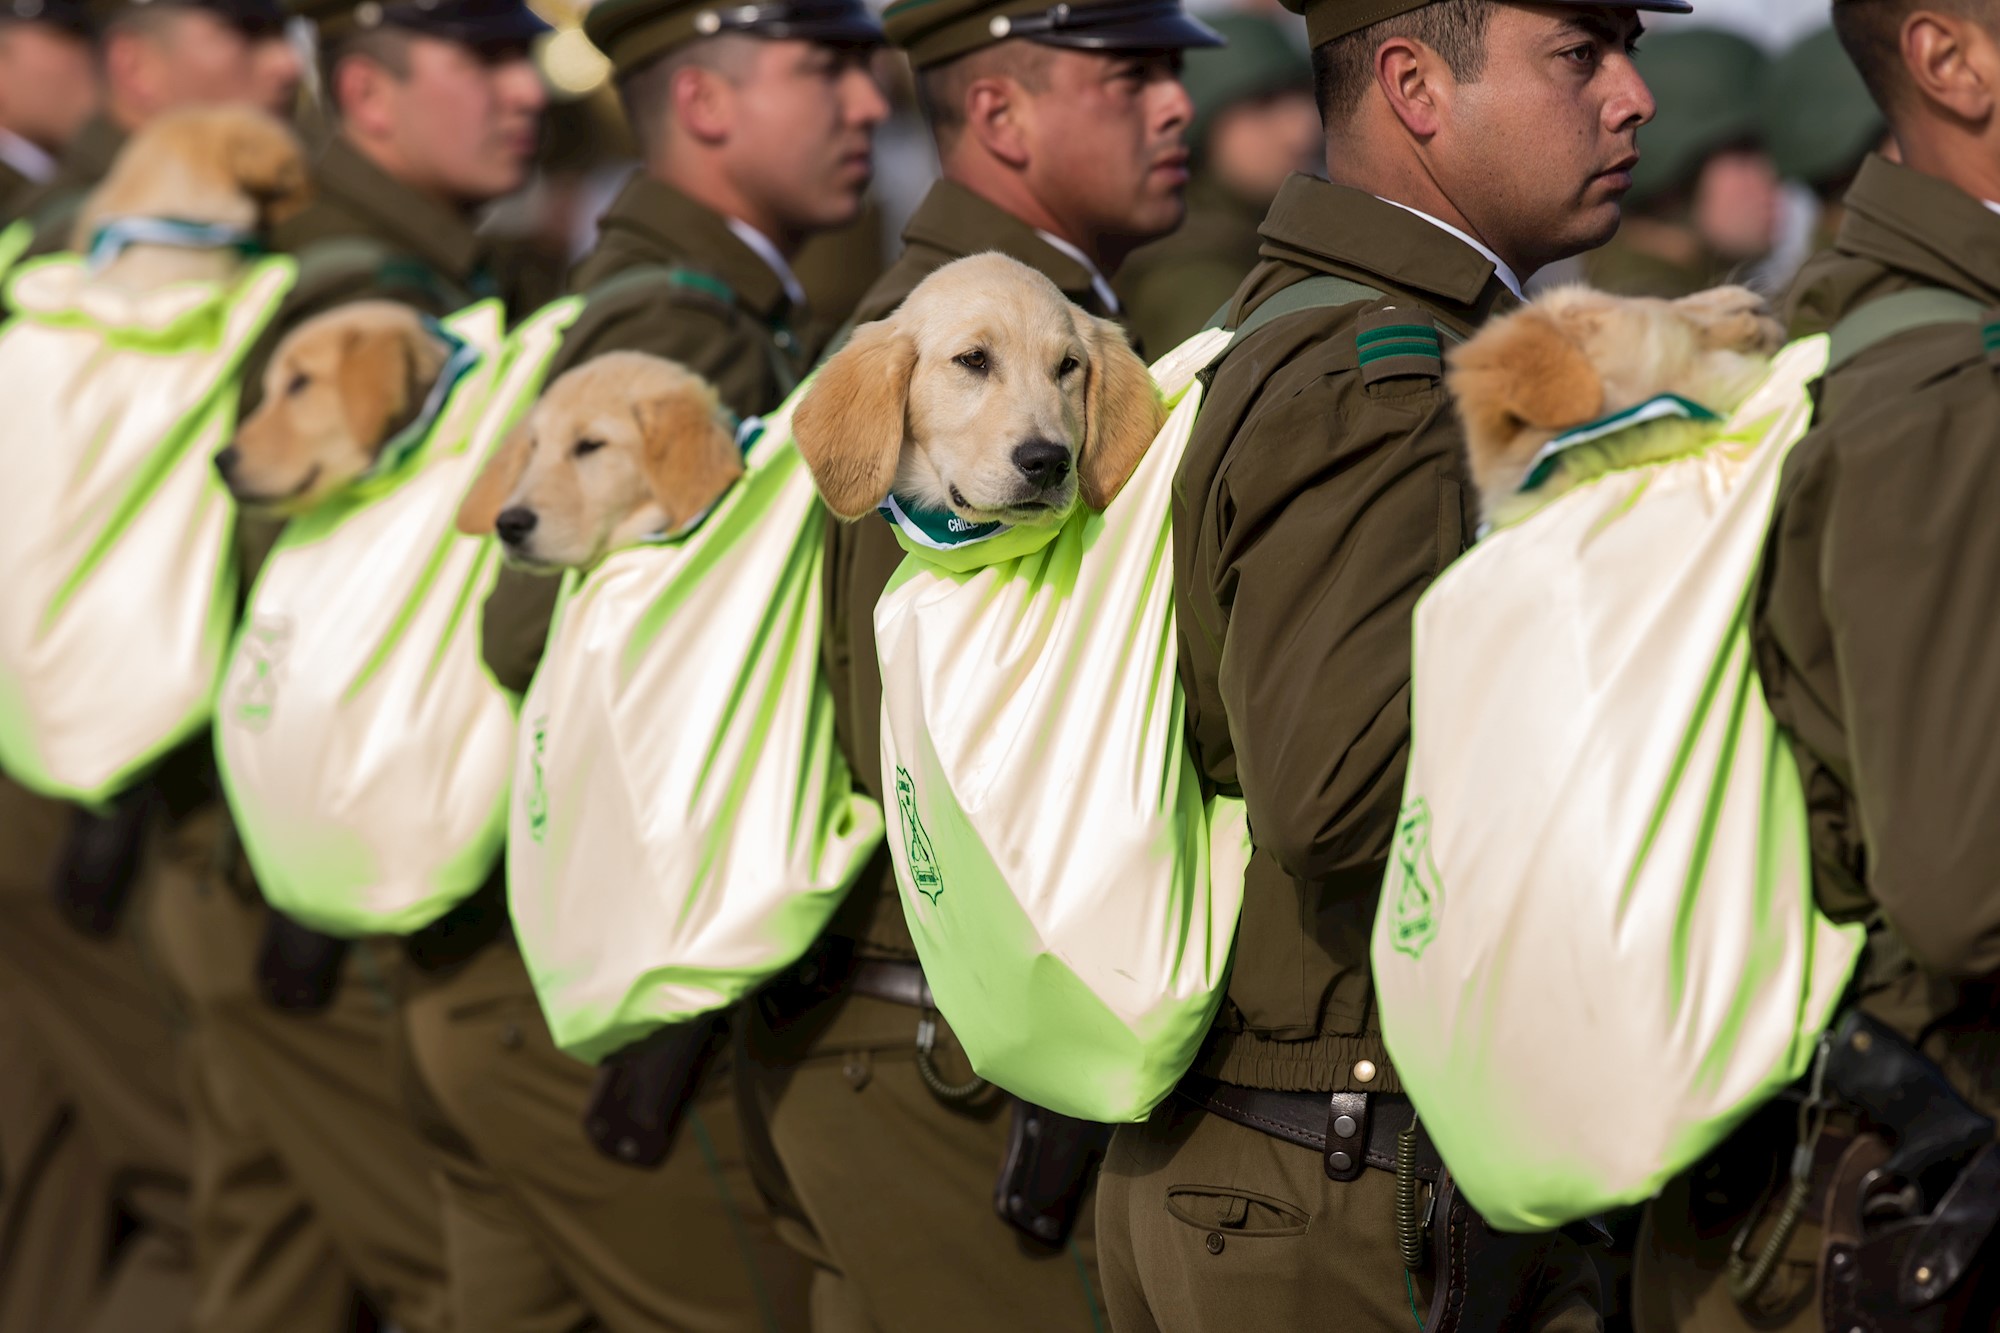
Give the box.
[496,507,538,545]
[1012,440,1070,491]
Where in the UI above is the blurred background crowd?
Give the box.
[486,0,1887,351]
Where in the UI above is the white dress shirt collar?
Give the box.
[1034,228,1122,314]
[0,130,56,188]
[724,216,806,309]
[1377,198,1526,300]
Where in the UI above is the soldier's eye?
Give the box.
[1057,356,1079,378]
[573,437,606,458]
[286,372,309,397]
[954,349,989,374]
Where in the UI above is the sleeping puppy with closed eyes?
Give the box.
[217,301,455,513]
[455,351,745,569]
[1447,283,1785,530]
[793,251,1164,525]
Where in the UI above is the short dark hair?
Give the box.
[616,33,757,157]
[914,40,1053,143]
[1311,0,1492,128]
[321,26,415,113]
[1832,0,1991,112]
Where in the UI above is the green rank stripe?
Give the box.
[1357,325,1442,366]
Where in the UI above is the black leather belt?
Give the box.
[844,957,934,1010]
[1177,1075,1442,1184]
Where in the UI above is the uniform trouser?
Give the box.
[0,776,196,1333]
[0,989,110,1333]
[144,804,449,1333]
[737,987,1110,1333]
[1631,1166,1819,1333]
[398,934,811,1333]
[1096,1096,1605,1333]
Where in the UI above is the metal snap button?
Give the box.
[1333,1114,1357,1138]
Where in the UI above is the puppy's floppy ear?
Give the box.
[1077,315,1163,510]
[794,318,915,520]
[457,420,531,535]
[1446,306,1603,500]
[335,313,434,453]
[227,112,311,229]
[634,378,745,530]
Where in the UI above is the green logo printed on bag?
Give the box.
[1388,798,1443,959]
[526,717,550,845]
[895,767,943,904]
[232,616,293,733]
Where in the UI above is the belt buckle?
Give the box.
[1324,1092,1369,1182]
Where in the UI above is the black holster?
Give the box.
[1420,1175,1608,1333]
[49,785,159,937]
[993,1100,1113,1249]
[1815,1011,2000,1331]
[402,873,508,975]
[584,1015,728,1169]
[254,912,351,1012]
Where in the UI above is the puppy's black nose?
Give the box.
[214,446,239,480]
[1012,440,1071,491]
[495,507,538,545]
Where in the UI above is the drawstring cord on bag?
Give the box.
[915,1010,989,1104]
[1727,1033,1834,1309]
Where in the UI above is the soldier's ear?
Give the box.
[633,376,744,531]
[795,318,917,520]
[457,420,531,535]
[1077,315,1163,511]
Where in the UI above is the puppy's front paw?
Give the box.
[1674,285,1785,356]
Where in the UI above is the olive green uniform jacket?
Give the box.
[1631,152,2000,1333]
[1582,230,1732,300]
[478,173,814,695]
[1759,153,2000,1110]
[1115,175,1266,356]
[819,179,1125,961]
[0,158,37,225]
[1173,176,1513,1095]
[16,116,123,258]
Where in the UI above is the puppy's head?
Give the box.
[794,252,1162,526]
[218,302,454,513]
[75,105,311,249]
[1447,283,1784,524]
[455,352,744,570]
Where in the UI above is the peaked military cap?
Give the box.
[883,0,1224,71]
[1763,26,1883,190]
[585,0,882,77]
[1628,27,1765,206]
[291,0,548,50]
[1280,0,1691,52]
[3,0,100,38]
[120,0,288,35]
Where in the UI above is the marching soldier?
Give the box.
[1091,1,1683,1328]
[452,0,895,1325]
[139,0,548,1328]
[0,0,99,221]
[1636,0,2000,1326]
[737,0,1218,1326]
[1115,11,1318,353]
[15,0,299,253]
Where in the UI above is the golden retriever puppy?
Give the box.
[218,302,455,513]
[455,352,745,570]
[793,252,1163,526]
[1447,284,1785,529]
[73,105,310,291]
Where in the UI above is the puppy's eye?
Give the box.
[286,372,309,397]
[572,437,606,458]
[1057,355,1079,378]
[954,349,989,374]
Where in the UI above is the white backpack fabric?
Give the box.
[1370,334,1866,1232]
[215,299,538,937]
[872,328,1253,1124]
[0,254,295,803]
[509,387,884,1063]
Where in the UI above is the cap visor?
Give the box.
[1030,9,1224,52]
[767,13,885,44]
[412,5,551,48]
[1547,0,1693,10]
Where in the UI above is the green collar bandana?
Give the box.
[1522,394,1721,493]
[86,217,262,272]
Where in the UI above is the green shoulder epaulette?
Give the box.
[1355,306,1447,384]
